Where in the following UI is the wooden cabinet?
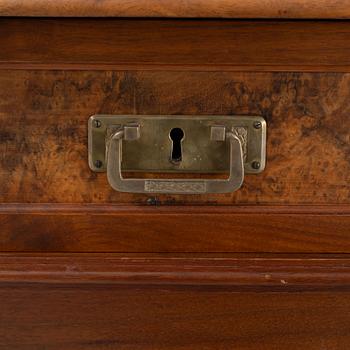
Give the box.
[0,4,350,349]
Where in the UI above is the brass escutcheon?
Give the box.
[88,115,266,194]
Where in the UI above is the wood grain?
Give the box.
[1,0,350,18]
[1,254,350,291]
[1,283,350,349]
[0,204,350,253]
[0,70,349,205]
[1,16,350,348]
[2,19,350,72]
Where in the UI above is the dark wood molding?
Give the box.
[1,0,350,19]
[3,63,350,73]
[2,19,350,72]
[1,253,350,291]
[1,204,350,253]
[1,203,350,215]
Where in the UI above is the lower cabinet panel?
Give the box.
[0,283,349,350]
[1,254,350,349]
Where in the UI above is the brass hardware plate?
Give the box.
[88,115,266,174]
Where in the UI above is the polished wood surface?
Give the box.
[1,17,350,348]
[1,254,350,291]
[2,19,350,72]
[1,0,350,18]
[1,205,350,253]
[0,70,349,205]
[1,283,350,349]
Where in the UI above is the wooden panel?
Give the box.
[1,17,349,347]
[2,19,350,71]
[0,70,349,205]
[0,205,350,252]
[1,254,350,291]
[1,282,350,349]
[2,0,350,18]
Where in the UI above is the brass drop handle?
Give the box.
[106,125,244,194]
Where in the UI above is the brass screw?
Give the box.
[93,119,102,128]
[252,161,261,170]
[147,197,158,205]
[94,160,103,168]
[253,121,262,129]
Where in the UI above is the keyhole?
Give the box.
[169,127,184,164]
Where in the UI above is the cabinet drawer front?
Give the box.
[1,70,349,205]
[0,18,349,253]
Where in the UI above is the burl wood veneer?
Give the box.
[0,70,349,205]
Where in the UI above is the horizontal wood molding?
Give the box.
[1,19,350,72]
[3,63,350,73]
[1,0,350,19]
[1,203,350,215]
[1,254,350,291]
[1,204,350,253]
